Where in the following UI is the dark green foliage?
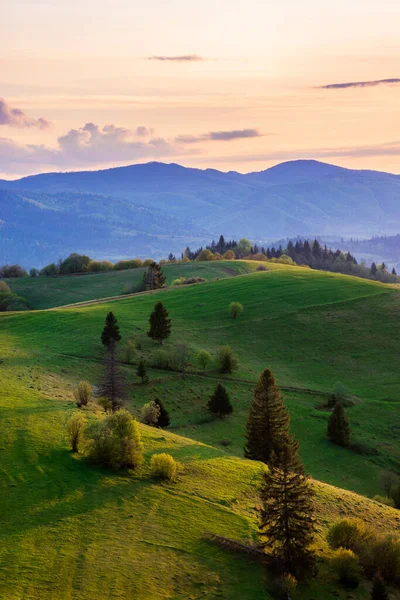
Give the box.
[97,346,127,412]
[371,572,390,600]
[259,444,316,579]
[0,291,30,311]
[101,312,121,348]
[154,398,170,428]
[148,301,171,344]
[244,369,301,470]
[0,264,27,278]
[59,253,92,274]
[328,402,351,447]
[143,261,166,291]
[207,384,233,417]
[217,345,239,374]
[136,359,148,384]
[40,262,59,276]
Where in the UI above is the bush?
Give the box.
[197,349,212,372]
[114,259,143,271]
[229,301,243,319]
[122,340,137,364]
[86,409,143,469]
[0,281,11,293]
[269,574,297,599]
[363,536,400,582]
[184,276,206,284]
[196,249,214,261]
[150,453,177,480]
[97,397,113,413]
[139,401,160,426]
[330,548,361,587]
[67,413,85,453]
[256,264,268,271]
[142,258,155,267]
[152,348,170,370]
[172,277,186,286]
[327,518,371,552]
[59,253,91,274]
[0,291,30,311]
[373,495,395,507]
[223,250,235,260]
[88,260,114,272]
[0,264,27,278]
[73,380,92,407]
[217,346,239,374]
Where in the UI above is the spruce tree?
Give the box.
[148,301,172,344]
[327,402,351,447]
[143,262,166,291]
[258,444,316,579]
[154,398,170,427]
[98,345,127,412]
[136,359,148,384]
[101,312,121,348]
[371,572,389,600]
[207,383,233,417]
[371,262,377,275]
[244,369,301,470]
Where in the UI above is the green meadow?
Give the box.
[1,261,400,599]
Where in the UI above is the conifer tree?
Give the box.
[98,345,127,412]
[207,383,233,417]
[244,369,301,470]
[392,267,397,276]
[258,443,316,578]
[148,301,172,344]
[371,262,378,275]
[143,261,166,290]
[136,359,148,384]
[327,402,351,447]
[371,572,389,600]
[101,312,121,347]
[154,397,170,427]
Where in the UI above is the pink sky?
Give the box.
[1,0,400,178]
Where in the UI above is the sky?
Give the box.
[1,0,400,178]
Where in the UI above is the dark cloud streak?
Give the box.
[320,78,400,90]
[147,54,205,62]
[176,128,262,143]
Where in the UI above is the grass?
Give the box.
[5,260,258,309]
[1,261,400,598]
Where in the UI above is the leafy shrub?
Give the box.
[97,397,113,413]
[150,453,177,480]
[327,518,371,552]
[139,401,160,426]
[373,495,395,508]
[330,548,361,588]
[114,259,143,270]
[362,536,400,582]
[73,380,92,407]
[0,291,30,311]
[197,349,212,372]
[172,277,186,286]
[152,348,170,370]
[223,250,235,260]
[40,262,59,276]
[0,264,27,278]
[59,253,91,274]
[196,249,214,261]
[142,258,155,267]
[88,260,114,272]
[0,281,11,293]
[122,340,137,364]
[256,264,268,271]
[229,301,243,319]
[217,345,239,374]
[269,255,294,265]
[67,413,85,453]
[269,574,297,599]
[86,409,143,470]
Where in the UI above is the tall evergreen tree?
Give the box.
[148,301,172,344]
[392,267,397,276]
[258,444,316,578]
[207,383,233,417]
[136,359,148,384]
[244,369,301,470]
[371,262,378,275]
[327,402,351,447]
[101,312,121,348]
[154,397,170,427]
[143,262,166,291]
[371,572,389,600]
[98,345,127,412]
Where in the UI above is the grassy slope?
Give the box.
[5,260,258,309]
[2,262,400,598]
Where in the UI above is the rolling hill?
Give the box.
[2,159,400,266]
[1,261,400,598]
[1,262,400,599]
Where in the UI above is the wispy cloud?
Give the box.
[319,78,400,90]
[176,128,262,143]
[0,97,50,129]
[147,54,205,62]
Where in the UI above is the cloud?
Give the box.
[0,122,198,174]
[319,78,400,90]
[0,97,50,129]
[147,55,205,62]
[176,128,262,143]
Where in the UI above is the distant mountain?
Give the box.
[1,159,400,267]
